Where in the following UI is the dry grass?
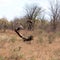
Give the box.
[0,30,60,60]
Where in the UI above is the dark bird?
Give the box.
[14,29,33,41]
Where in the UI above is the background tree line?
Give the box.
[0,0,60,32]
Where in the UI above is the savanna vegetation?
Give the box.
[0,0,60,60]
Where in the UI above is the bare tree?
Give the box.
[49,0,60,31]
[25,4,43,30]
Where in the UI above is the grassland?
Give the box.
[0,30,60,60]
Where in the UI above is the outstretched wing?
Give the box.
[14,29,33,41]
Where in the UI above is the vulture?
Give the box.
[14,25,33,41]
